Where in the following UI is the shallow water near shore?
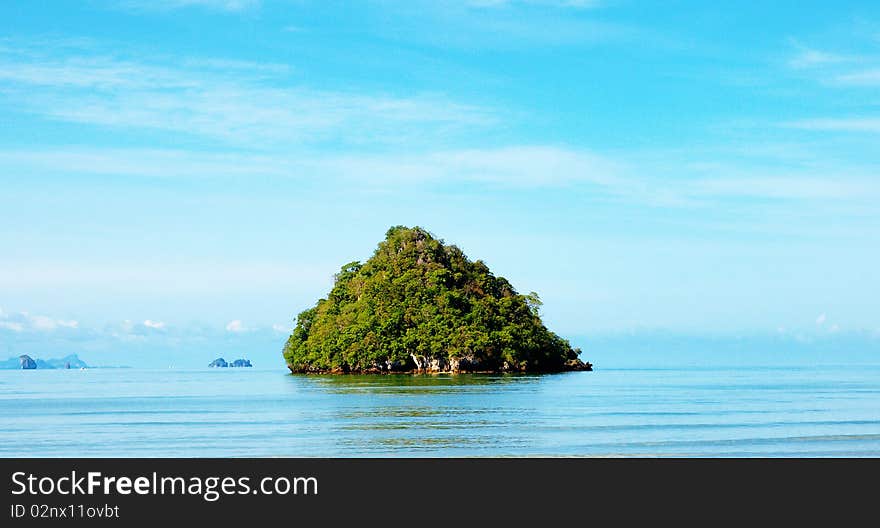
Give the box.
[2,365,879,457]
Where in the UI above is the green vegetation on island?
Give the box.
[283,226,591,374]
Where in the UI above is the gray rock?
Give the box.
[209,358,228,368]
[385,359,405,372]
[564,359,593,371]
[231,359,252,368]
[449,355,481,373]
[19,355,37,369]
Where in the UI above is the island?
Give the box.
[0,354,89,370]
[209,358,253,368]
[19,355,36,370]
[282,226,592,374]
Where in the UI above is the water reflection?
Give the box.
[287,373,545,395]
[283,374,545,454]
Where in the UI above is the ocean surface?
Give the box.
[2,365,879,457]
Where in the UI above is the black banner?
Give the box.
[1,458,874,525]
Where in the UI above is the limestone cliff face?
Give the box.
[283,226,591,374]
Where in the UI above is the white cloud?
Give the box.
[272,324,291,333]
[788,48,854,69]
[0,260,333,295]
[0,56,197,89]
[3,142,879,211]
[320,146,623,188]
[0,321,24,332]
[785,118,880,133]
[28,315,78,331]
[0,45,494,148]
[30,315,60,331]
[225,320,247,333]
[120,0,260,12]
[467,0,601,7]
[0,312,79,332]
[816,313,827,325]
[690,176,878,201]
[143,320,166,329]
[0,145,619,187]
[834,69,880,86]
[785,40,880,87]
[383,3,628,49]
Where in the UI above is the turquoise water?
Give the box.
[2,366,879,457]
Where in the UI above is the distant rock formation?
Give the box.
[209,358,252,368]
[19,355,37,369]
[39,354,89,369]
[0,354,90,370]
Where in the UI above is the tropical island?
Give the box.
[283,226,591,374]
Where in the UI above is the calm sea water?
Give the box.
[2,365,879,457]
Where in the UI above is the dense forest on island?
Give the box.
[282,226,590,374]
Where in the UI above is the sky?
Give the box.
[1,1,879,367]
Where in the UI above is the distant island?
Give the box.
[209,358,253,368]
[283,226,591,374]
[1,354,89,370]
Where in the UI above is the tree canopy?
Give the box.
[282,226,589,373]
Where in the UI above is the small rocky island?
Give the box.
[1,354,89,370]
[20,355,36,369]
[283,226,592,374]
[209,358,253,368]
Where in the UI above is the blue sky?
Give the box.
[1,1,879,366]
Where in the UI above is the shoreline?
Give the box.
[286,362,593,375]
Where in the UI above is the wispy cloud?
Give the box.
[787,48,855,69]
[0,145,621,187]
[834,68,880,86]
[780,39,880,139]
[4,143,878,209]
[319,146,624,188]
[1,39,877,220]
[118,0,260,13]
[0,321,24,332]
[0,311,79,333]
[689,175,880,201]
[465,0,602,8]
[785,40,880,86]
[122,0,600,15]
[784,118,880,133]
[0,43,494,148]
[225,320,247,333]
[0,261,334,294]
[357,0,629,50]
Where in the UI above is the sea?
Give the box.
[2,365,879,457]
